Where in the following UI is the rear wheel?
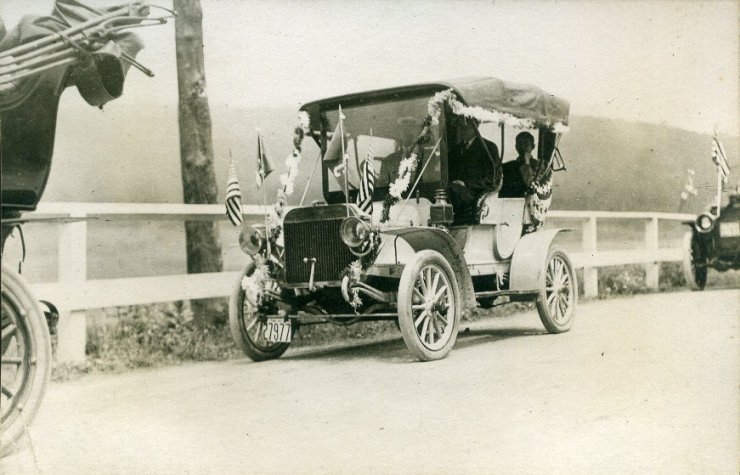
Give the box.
[398,251,461,361]
[536,247,577,333]
[229,260,291,362]
[1,263,52,456]
[682,232,707,291]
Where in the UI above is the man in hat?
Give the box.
[447,116,501,224]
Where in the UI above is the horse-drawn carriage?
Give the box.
[1,0,164,455]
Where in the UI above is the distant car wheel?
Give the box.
[229,260,291,362]
[397,250,461,361]
[536,247,577,333]
[682,232,707,291]
[1,263,52,457]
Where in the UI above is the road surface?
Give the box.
[2,289,738,474]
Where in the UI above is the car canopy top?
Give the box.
[300,76,570,132]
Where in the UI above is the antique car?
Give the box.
[229,77,576,362]
[1,1,164,455]
[682,192,740,290]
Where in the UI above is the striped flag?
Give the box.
[255,133,274,188]
[225,159,243,226]
[712,136,730,180]
[356,139,375,214]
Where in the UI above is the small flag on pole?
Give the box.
[255,133,274,188]
[225,158,243,226]
[712,136,730,180]
[356,138,375,214]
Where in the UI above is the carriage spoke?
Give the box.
[1,356,23,365]
[2,323,17,347]
[1,384,14,399]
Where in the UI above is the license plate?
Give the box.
[263,319,292,343]
[719,222,740,237]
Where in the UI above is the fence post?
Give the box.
[582,215,598,298]
[55,215,88,363]
[644,217,660,291]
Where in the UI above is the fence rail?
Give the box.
[14,202,694,362]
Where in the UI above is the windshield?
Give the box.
[321,96,441,201]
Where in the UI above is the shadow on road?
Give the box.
[276,325,546,363]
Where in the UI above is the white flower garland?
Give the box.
[427,89,569,133]
[347,259,364,310]
[240,255,273,311]
[275,112,311,217]
[388,153,419,199]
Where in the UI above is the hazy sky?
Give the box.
[2,0,738,135]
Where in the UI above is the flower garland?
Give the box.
[275,111,311,218]
[240,255,275,311]
[345,259,364,310]
[427,89,569,132]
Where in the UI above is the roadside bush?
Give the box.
[598,265,650,296]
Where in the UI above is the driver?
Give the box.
[447,116,500,223]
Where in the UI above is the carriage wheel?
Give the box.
[1,263,52,456]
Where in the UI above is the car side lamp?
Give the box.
[429,188,454,226]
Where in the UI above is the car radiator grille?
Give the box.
[283,219,355,285]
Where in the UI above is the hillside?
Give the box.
[43,100,737,214]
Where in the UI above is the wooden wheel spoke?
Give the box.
[430,272,441,295]
[419,317,430,341]
[414,310,429,328]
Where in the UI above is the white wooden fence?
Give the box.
[14,202,693,362]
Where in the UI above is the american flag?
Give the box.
[225,159,243,226]
[356,140,375,214]
[712,136,730,180]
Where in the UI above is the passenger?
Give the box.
[447,116,500,224]
[500,131,553,233]
[499,131,539,198]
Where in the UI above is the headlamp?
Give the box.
[239,225,266,255]
[340,216,371,248]
[695,213,715,233]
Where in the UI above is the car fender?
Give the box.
[371,227,476,309]
[509,229,571,292]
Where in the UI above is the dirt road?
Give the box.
[3,290,738,474]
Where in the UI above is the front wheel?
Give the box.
[397,250,461,361]
[1,263,52,456]
[536,247,577,333]
[228,259,291,362]
[682,232,707,291]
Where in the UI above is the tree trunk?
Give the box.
[174,0,224,326]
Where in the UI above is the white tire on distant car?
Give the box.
[536,246,577,333]
[397,250,461,362]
